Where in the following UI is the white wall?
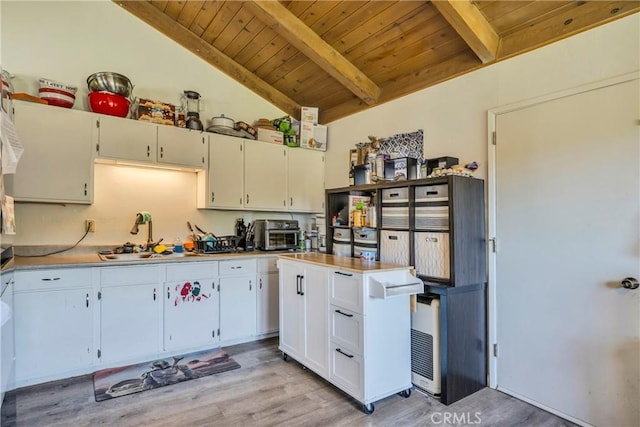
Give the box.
[325,13,640,189]
[1,1,312,247]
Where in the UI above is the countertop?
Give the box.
[278,253,414,274]
[3,248,304,271]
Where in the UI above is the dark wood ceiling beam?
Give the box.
[114,0,300,118]
[431,0,500,63]
[247,0,381,106]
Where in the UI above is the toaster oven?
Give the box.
[253,219,299,251]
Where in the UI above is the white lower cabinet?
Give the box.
[219,259,257,342]
[99,265,163,365]
[279,256,418,414]
[164,262,219,352]
[11,255,275,388]
[13,268,94,385]
[278,259,329,377]
[257,257,279,335]
[1,273,15,405]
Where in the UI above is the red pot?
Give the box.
[88,91,130,117]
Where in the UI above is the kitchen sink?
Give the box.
[98,252,189,262]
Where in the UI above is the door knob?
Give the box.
[621,277,639,290]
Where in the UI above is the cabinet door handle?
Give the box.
[259,278,262,289]
[299,275,304,296]
[246,194,250,204]
[296,275,301,295]
[336,348,354,359]
[41,277,61,281]
[86,293,90,308]
[290,197,293,206]
[167,286,170,300]
[334,271,353,277]
[211,192,215,203]
[160,146,164,158]
[147,145,150,157]
[84,183,88,196]
[153,288,157,301]
[249,280,252,291]
[335,309,353,318]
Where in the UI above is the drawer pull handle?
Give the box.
[426,191,438,195]
[41,277,61,281]
[231,266,242,270]
[425,237,439,242]
[335,309,353,318]
[336,348,354,358]
[335,271,353,277]
[389,193,399,197]
[388,235,398,240]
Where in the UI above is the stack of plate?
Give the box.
[38,78,77,108]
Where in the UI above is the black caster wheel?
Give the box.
[398,389,411,398]
[282,352,288,361]
[363,403,375,415]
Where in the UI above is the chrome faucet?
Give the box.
[130,213,154,251]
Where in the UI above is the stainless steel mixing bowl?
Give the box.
[86,72,133,97]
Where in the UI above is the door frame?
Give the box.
[486,71,639,394]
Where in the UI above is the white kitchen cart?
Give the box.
[278,253,422,414]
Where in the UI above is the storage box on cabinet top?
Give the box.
[300,123,327,151]
[426,156,458,175]
[257,128,284,144]
[136,98,175,126]
[384,157,418,180]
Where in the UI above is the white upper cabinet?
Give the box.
[157,126,207,169]
[11,101,94,204]
[96,116,207,169]
[287,148,324,212]
[244,141,288,210]
[96,115,157,164]
[198,133,244,209]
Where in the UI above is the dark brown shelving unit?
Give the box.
[325,175,487,405]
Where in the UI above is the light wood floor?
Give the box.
[1,337,575,426]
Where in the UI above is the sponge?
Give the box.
[153,244,167,254]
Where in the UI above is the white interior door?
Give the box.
[492,77,639,426]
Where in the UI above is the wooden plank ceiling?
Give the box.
[115,0,639,123]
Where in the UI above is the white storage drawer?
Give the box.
[415,184,448,202]
[330,270,363,314]
[219,258,257,276]
[333,227,351,242]
[15,268,93,291]
[330,305,363,355]
[101,265,162,285]
[379,230,410,265]
[381,187,409,203]
[352,227,377,244]
[414,232,450,279]
[330,342,364,400]
[166,261,218,280]
[332,242,351,257]
[257,256,278,273]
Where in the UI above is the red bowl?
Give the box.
[88,91,130,117]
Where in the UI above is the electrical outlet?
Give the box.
[86,219,96,233]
